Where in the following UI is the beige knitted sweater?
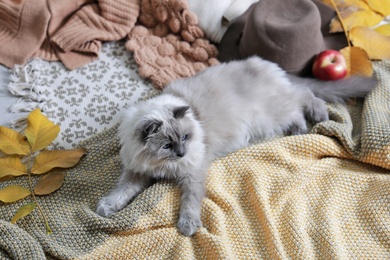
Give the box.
[0,0,218,88]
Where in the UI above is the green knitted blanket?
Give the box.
[1,62,389,259]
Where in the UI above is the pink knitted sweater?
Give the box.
[0,0,218,88]
[0,0,139,70]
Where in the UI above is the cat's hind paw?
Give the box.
[307,98,329,124]
[289,122,308,135]
[177,213,202,236]
[96,197,121,217]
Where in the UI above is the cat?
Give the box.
[96,56,376,236]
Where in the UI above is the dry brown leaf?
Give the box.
[340,46,373,77]
[374,24,390,36]
[363,0,390,16]
[349,26,390,60]
[34,172,65,195]
[0,126,30,156]
[31,147,87,174]
[0,157,27,179]
[25,109,60,152]
[0,185,30,203]
[11,203,36,224]
[0,176,14,182]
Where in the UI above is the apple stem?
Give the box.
[329,0,351,48]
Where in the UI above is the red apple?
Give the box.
[312,50,347,81]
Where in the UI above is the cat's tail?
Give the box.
[288,74,377,103]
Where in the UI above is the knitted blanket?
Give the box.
[1,61,389,259]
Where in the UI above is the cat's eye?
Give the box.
[162,143,172,149]
[181,134,188,141]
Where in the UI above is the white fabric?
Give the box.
[0,65,28,127]
[223,0,260,22]
[187,0,259,43]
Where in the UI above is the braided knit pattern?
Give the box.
[126,0,219,89]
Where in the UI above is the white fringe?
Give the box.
[8,59,48,113]
[9,98,46,113]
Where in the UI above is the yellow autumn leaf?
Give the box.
[321,0,371,10]
[0,126,30,156]
[25,109,60,152]
[363,0,390,16]
[0,157,27,179]
[375,24,390,36]
[34,172,65,195]
[349,26,390,60]
[330,9,384,33]
[11,203,36,224]
[31,147,87,174]
[0,185,30,203]
[340,46,373,77]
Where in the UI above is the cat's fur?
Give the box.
[96,56,376,236]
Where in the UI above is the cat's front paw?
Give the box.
[177,213,202,236]
[96,196,120,217]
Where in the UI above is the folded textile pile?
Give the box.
[1,61,388,259]
[0,0,218,89]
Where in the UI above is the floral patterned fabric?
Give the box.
[8,41,159,149]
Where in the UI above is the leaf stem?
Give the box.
[27,152,52,234]
[330,0,351,48]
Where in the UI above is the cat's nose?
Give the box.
[176,151,185,157]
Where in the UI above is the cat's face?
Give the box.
[136,106,194,163]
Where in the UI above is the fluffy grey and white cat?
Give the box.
[96,56,376,236]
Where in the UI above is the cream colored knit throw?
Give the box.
[0,61,389,259]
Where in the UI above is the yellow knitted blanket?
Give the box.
[0,61,389,259]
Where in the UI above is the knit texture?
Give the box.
[125,0,219,89]
[0,0,139,70]
[0,0,50,68]
[0,61,389,259]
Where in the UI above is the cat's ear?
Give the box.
[173,106,190,119]
[137,119,162,140]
